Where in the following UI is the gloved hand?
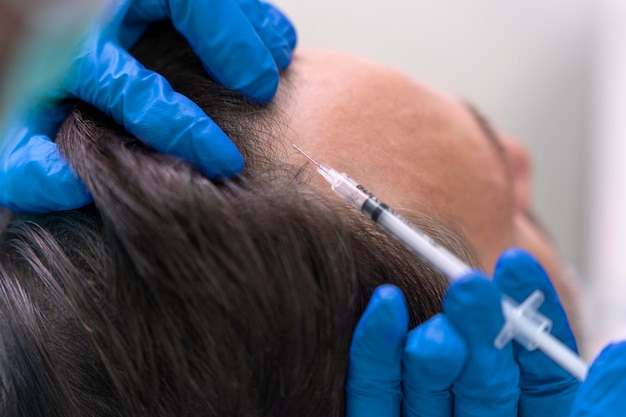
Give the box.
[569,341,626,417]
[346,248,580,417]
[0,0,296,213]
[346,284,409,417]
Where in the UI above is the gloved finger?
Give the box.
[67,43,243,178]
[402,314,467,417]
[346,285,408,417]
[444,273,520,417]
[127,0,284,102]
[0,129,92,212]
[236,0,297,70]
[570,341,626,417]
[494,249,580,417]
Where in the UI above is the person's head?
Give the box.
[275,48,579,318]
[0,21,576,416]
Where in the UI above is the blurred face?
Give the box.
[278,48,579,324]
[0,4,23,79]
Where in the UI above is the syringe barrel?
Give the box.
[321,167,370,210]
[323,169,471,280]
[376,210,472,279]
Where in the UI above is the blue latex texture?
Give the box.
[346,248,580,417]
[0,0,297,213]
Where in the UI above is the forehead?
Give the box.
[278,48,514,269]
[281,49,496,201]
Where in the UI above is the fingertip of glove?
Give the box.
[595,342,626,367]
[495,248,544,275]
[1,157,93,213]
[444,272,497,311]
[494,248,554,301]
[372,284,404,303]
[202,152,245,179]
[274,44,295,72]
[190,126,245,179]
[256,1,297,71]
[262,1,298,50]
[443,272,500,313]
[404,315,467,381]
[583,341,626,392]
[241,66,280,104]
[444,273,504,334]
[356,285,408,340]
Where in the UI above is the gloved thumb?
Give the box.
[570,341,626,417]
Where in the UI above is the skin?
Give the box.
[276,48,580,334]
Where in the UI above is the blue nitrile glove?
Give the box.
[401,314,467,417]
[347,249,580,417]
[346,285,409,417]
[493,249,579,417]
[569,341,626,417]
[0,0,297,213]
[439,272,521,417]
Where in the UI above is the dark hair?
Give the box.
[0,22,478,416]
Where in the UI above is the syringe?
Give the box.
[292,144,589,381]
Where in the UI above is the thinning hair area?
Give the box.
[0,22,478,417]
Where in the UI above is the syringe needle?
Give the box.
[292,144,321,168]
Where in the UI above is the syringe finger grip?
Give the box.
[495,291,552,350]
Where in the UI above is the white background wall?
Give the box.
[274,0,610,356]
[584,0,626,359]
